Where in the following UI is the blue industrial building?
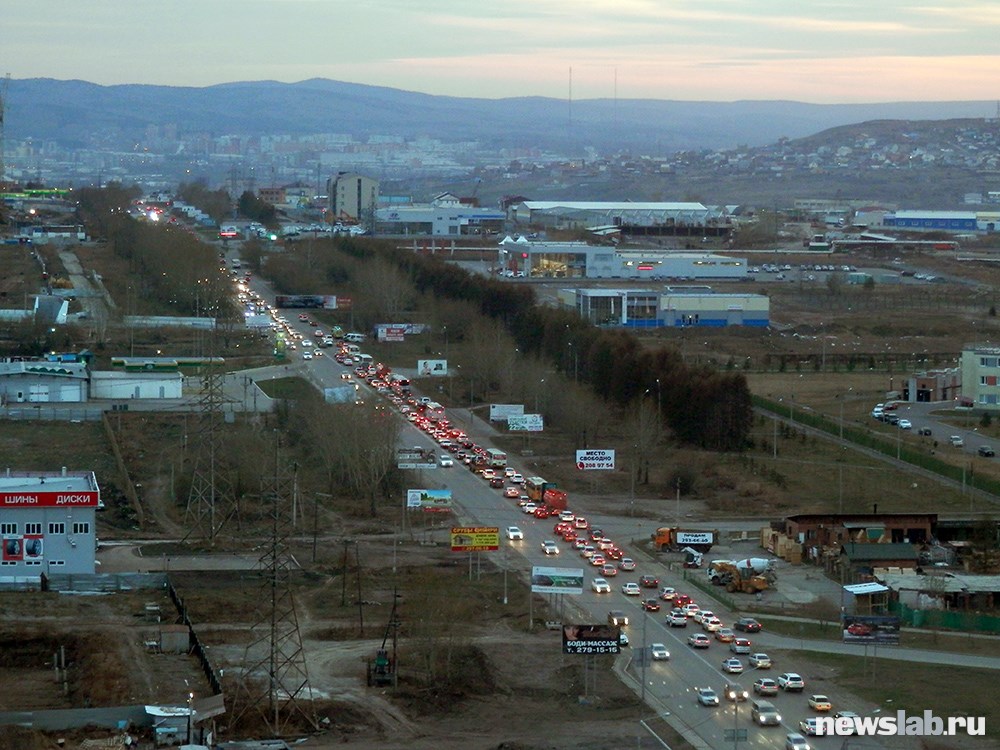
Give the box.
[883,211,978,232]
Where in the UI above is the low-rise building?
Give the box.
[0,469,101,579]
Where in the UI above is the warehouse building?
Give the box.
[960,344,1000,409]
[0,359,89,404]
[376,193,505,236]
[499,237,748,280]
[510,201,732,237]
[883,211,978,232]
[0,469,101,579]
[566,286,769,329]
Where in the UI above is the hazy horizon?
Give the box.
[4,1,998,104]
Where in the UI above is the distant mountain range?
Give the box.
[6,77,999,155]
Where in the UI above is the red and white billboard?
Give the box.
[0,491,100,508]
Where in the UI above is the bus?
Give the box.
[419,401,446,422]
[485,448,507,469]
[525,476,556,503]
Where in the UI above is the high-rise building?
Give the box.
[327,172,378,225]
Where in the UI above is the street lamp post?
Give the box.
[187,691,194,743]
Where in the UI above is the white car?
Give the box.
[540,540,560,555]
[591,577,611,594]
[694,609,714,624]
[696,687,720,706]
[650,643,670,660]
[558,510,575,522]
[439,455,454,467]
[949,435,964,447]
[749,653,772,668]
[510,473,524,484]
[522,503,538,514]
[505,526,523,541]
[721,658,744,674]
[301,350,313,360]
[898,419,912,430]
[621,582,641,596]
[702,617,723,632]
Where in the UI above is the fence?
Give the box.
[753,394,1000,499]
[47,572,169,593]
[1,405,106,421]
[168,580,224,695]
[890,601,1000,634]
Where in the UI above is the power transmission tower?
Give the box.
[183,363,242,542]
[232,441,318,734]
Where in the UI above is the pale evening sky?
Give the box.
[2,0,998,103]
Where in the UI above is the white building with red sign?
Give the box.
[0,469,101,579]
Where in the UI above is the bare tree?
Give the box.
[625,397,664,485]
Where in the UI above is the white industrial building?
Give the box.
[1,469,101,579]
[376,193,505,236]
[89,371,184,400]
[510,201,732,237]
[0,360,89,404]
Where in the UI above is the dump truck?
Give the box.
[651,527,719,552]
[707,558,774,594]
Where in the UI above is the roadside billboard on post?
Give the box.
[531,566,584,594]
[841,615,900,645]
[562,624,621,655]
[450,527,500,552]
[489,404,525,422]
[508,414,543,432]
[404,488,452,512]
[575,449,615,470]
[323,385,357,404]
[417,359,448,377]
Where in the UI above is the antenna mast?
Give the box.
[0,73,10,189]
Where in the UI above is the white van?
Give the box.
[344,332,365,343]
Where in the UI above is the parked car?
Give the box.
[897,419,912,430]
[917,427,932,436]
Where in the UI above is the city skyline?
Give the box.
[3,1,999,103]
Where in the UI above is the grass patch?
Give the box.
[758,617,1000,656]
[255,376,314,400]
[802,651,999,740]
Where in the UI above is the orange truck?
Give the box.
[651,527,719,553]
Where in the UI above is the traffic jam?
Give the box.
[240,267,861,748]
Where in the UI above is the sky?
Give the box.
[3,0,999,103]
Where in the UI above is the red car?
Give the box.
[605,547,624,560]
[533,506,552,519]
[561,530,578,542]
[673,594,692,607]
[642,599,661,612]
[554,522,571,534]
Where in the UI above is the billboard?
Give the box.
[842,615,901,645]
[575,449,615,470]
[274,295,339,309]
[417,359,448,376]
[450,527,500,552]
[508,414,544,432]
[406,489,452,512]
[377,326,407,342]
[0,491,101,508]
[323,385,357,404]
[531,566,584,595]
[562,624,621,655]
[490,404,525,422]
[676,532,715,546]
